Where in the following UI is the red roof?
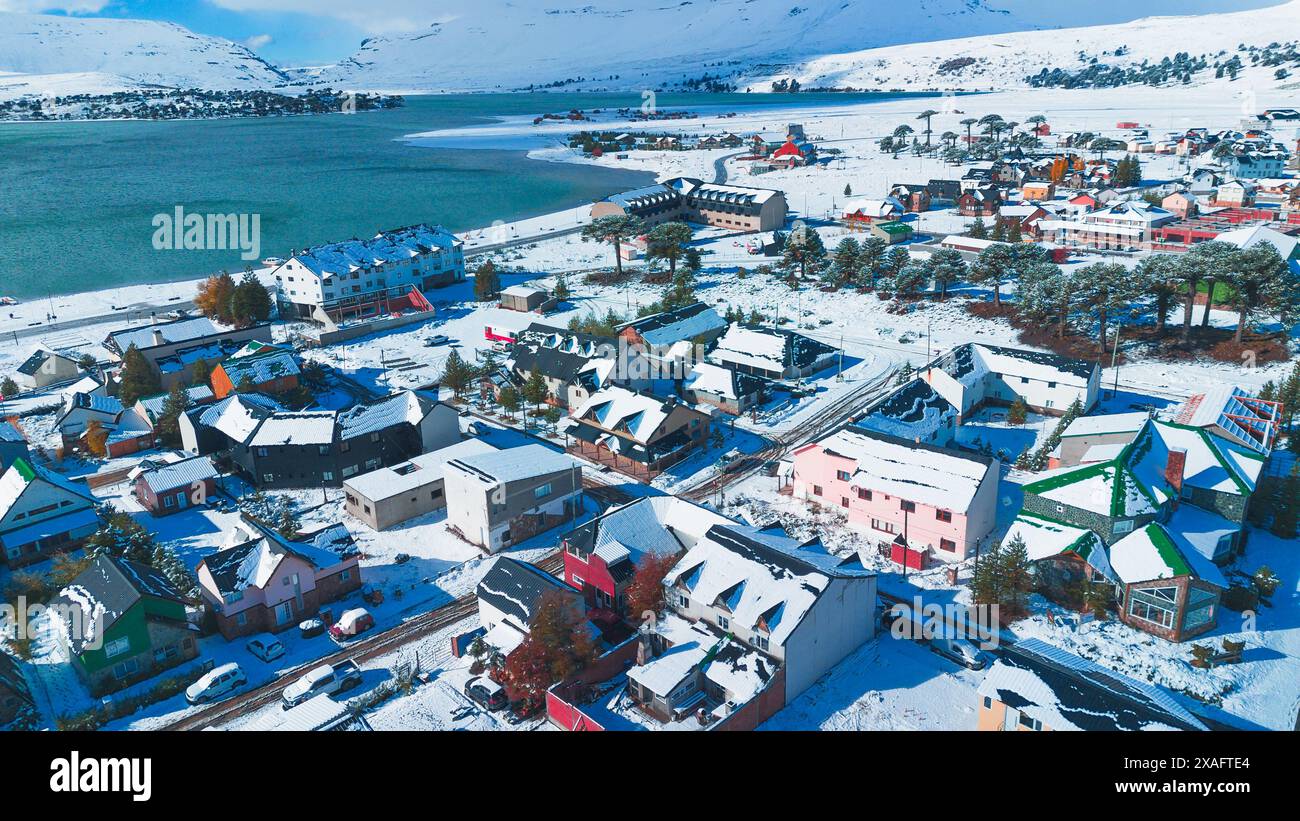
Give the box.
[771,140,804,158]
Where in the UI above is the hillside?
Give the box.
[305,0,1285,93]
[739,0,1300,92]
[0,12,289,99]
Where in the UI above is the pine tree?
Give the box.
[229,272,272,327]
[118,343,161,407]
[1270,468,1299,538]
[523,365,549,415]
[473,260,501,302]
[829,236,861,287]
[1007,396,1029,426]
[0,376,17,398]
[497,384,521,419]
[999,535,1033,618]
[154,381,190,448]
[552,272,570,301]
[440,349,473,398]
[968,217,989,239]
[190,357,213,388]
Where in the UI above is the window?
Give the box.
[836,470,851,481]
[163,495,175,508]
[716,615,730,630]
[318,445,330,455]
[1128,586,1178,628]
[104,637,130,659]
[857,488,872,501]
[812,485,823,497]
[322,471,334,482]
[341,441,351,453]
[1113,519,1135,535]
[364,458,381,471]
[262,474,274,484]
[1018,713,1043,731]
[982,696,992,709]
[753,634,769,651]
[342,465,359,478]
[871,518,896,534]
[841,497,850,508]
[256,447,269,457]
[940,538,956,552]
[900,500,916,513]
[571,574,585,588]
[534,483,552,500]
[936,509,952,523]
[339,569,351,583]
[370,432,381,443]
[112,658,139,680]
[236,611,247,626]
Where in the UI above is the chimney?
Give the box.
[152,329,165,347]
[1165,448,1187,498]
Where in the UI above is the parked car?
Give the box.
[246,634,285,663]
[299,617,326,639]
[185,662,247,705]
[930,636,990,670]
[282,660,363,709]
[464,676,507,712]
[425,334,450,346]
[329,608,375,640]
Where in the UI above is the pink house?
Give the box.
[197,518,362,640]
[792,426,1000,564]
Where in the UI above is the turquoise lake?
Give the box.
[0,92,934,299]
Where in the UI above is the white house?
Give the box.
[475,556,583,655]
[272,224,464,320]
[444,444,583,554]
[923,343,1100,420]
[13,348,81,391]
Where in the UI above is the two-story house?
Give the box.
[0,458,99,569]
[793,426,999,565]
[444,444,584,554]
[627,524,876,728]
[196,518,362,639]
[561,387,712,479]
[923,342,1100,420]
[51,555,197,695]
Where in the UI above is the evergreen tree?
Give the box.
[1007,396,1029,426]
[581,214,645,278]
[645,221,694,277]
[195,272,237,324]
[856,236,888,289]
[473,260,501,302]
[829,236,861,287]
[118,343,161,406]
[439,349,474,398]
[497,384,521,419]
[552,272,570,301]
[229,272,272,327]
[1270,467,1299,539]
[0,376,17,398]
[927,248,967,302]
[779,223,828,281]
[154,381,190,448]
[968,216,989,239]
[522,365,549,415]
[190,357,214,388]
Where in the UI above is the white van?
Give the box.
[185,662,247,705]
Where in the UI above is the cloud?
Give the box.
[243,33,273,49]
[0,1,111,11]
[209,0,457,36]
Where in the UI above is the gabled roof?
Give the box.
[932,342,1097,387]
[0,458,95,522]
[806,425,994,513]
[286,223,460,280]
[564,386,683,443]
[857,378,956,442]
[107,316,226,353]
[52,555,188,655]
[684,361,765,403]
[617,302,727,348]
[201,518,355,595]
[135,385,215,424]
[16,347,76,376]
[217,347,301,387]
[978,638,1207,731]
[476,556,576,629]
[707,324,836,376]
[664,524,871,649]
[137,455,220,494]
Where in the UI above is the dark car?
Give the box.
[465,676,508,711]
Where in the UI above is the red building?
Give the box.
[133,455,221,516]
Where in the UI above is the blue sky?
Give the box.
[4,1,404,66]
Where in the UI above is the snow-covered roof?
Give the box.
[1214,224,1299,259]
[196,393,284,443]
[978,638,1207,731]
[619,302,727,348]
[1108,523,1226,588]
[566,386,677,442]
[0,458,95,523]
[107,316,226,353]
[0,421,23,444]
[248,412,336,447]
[337,391,429,441]
[1004,513,1111,579]
[707,324,835,377]
[138,455,219,494]
[476,556,577,631]
[628,613,774,708]
[135,385,215,423]
[856,378,957,442]
[286,223,460,280]
[202,519,354,595]
[563,495,735,573]
[1060,412,1149,439]
[684,362,763,402]
[931,342,1096,390]
[217,347,300,387]
[343,438,497,501]
[446,443,577,486]
[664,524,870,650]
[500,284,546,298]
[1173,385,1279,454]
[808,426,994,513]
[842,197,902,218]
[52,555,187,655]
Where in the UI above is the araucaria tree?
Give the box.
[829,236,861,288]
[473,260,501,302]
[645,221,694,277]
[926,248,967,302]
[1225,243,1298,344]
[780,223,827,281]
[1074,262,1137,352]
[581,214,644,278]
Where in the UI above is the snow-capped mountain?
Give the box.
[0,12,289,99]
[308,0,1289,92]
[743,0,1300,92]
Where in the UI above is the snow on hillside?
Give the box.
[0,12,289,100]
[309,0,1285,93]
[742,0,1300,92]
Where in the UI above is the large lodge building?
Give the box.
[591,176,787,232]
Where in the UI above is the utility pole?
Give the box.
[1109,321,1123,399]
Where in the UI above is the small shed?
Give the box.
[499,285,550,313]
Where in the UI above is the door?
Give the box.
[275,601,293,626]
[174,491,188,510]
[1003,706,1021,731]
